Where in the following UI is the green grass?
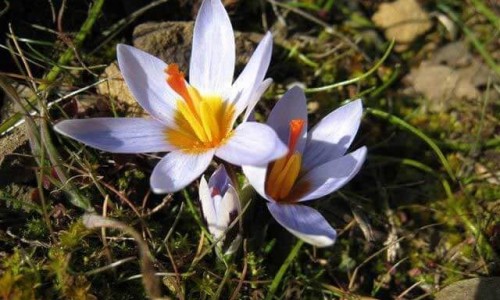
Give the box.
[0,0,499,299]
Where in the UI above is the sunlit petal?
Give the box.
[302,99,363,170]
[230,32,273,116]
[54,118,173,153]
[297,146,367,202]
[117,44,177,125]
[267,202,337,247]
[150,149,215,193]
[267,86,308,154]
[216,122,287,166]
[190,0,235,94]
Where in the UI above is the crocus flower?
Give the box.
[54,0,286,193]
[199,165,241,254]
[243,86,367,247]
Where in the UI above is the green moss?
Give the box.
[0,249,41,300]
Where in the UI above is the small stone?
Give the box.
[372,0,432,50]
[435,277,500,300]
[431,41,471,67]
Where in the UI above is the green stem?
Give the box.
[0,0,105,135]
[304,39,394,93]
[40,0,105,89]
[265,240,304,300]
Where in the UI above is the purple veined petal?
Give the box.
[117,44,178,125]
[208,164,231,196]
[215,122,287,166]
[302,99,363,171]
[54,118,174,153]
[217,185,242,254]
[216,185,241,231]
[267,86,308,154]
[199,176,220,238]
[267,202,337,247]
[297,146,367,202]
[190,0,235,95]
[150,149,215,193]
[230,32,273,117]
[242,164,270,201]
[242,78,273,122]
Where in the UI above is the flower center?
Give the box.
[265,119,306,202]
[164,64,235,153]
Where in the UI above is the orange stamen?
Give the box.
[165,64,196,114]
[287,119,305,156]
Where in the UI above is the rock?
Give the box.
[431,41,471,67]
[372,0,432,51]
[96,62,145,117]
[133,21,194,72]
[405,42,499,112]
[435,277,500,300]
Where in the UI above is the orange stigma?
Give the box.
[265,118,306,202]
[163,63,236,153]
[165,64,196,114]
[287,119,305,156]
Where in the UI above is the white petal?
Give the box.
[150,150,215,193]
[215,122,287,166]
[189,0,235,94]
[267,202,337,247]
[302,99,363,171]
[199,176,220,237]
[267,86,308,154]
[230,32,273,116]
[242,78,273,122]
[217,185,241,232]
[297,146,367,202]
[242,164,270,201]
[117,44,177,125]
[217,185,242,254]
[54,118,173,153]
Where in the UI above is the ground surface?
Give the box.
[0,0,499,299]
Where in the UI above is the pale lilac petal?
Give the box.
[209,165,231,195]
[150,149,215,193]
[242,78,273,122]
[242,164,270,201]
[267,202,337,247]
[215,122,287,166]
[302,99,363,171]
[54,118,173,153]
[267,86,308,154]
[297,146,367,202]
[190,0,235,94]
[230,32,273,116]
[199,176,220,237]
[117,44,177,125]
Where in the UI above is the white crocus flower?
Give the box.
[54,0,286,193]
[199,165,241,255]
[243,87,367,247]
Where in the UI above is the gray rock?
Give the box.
[435,277,500,300]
